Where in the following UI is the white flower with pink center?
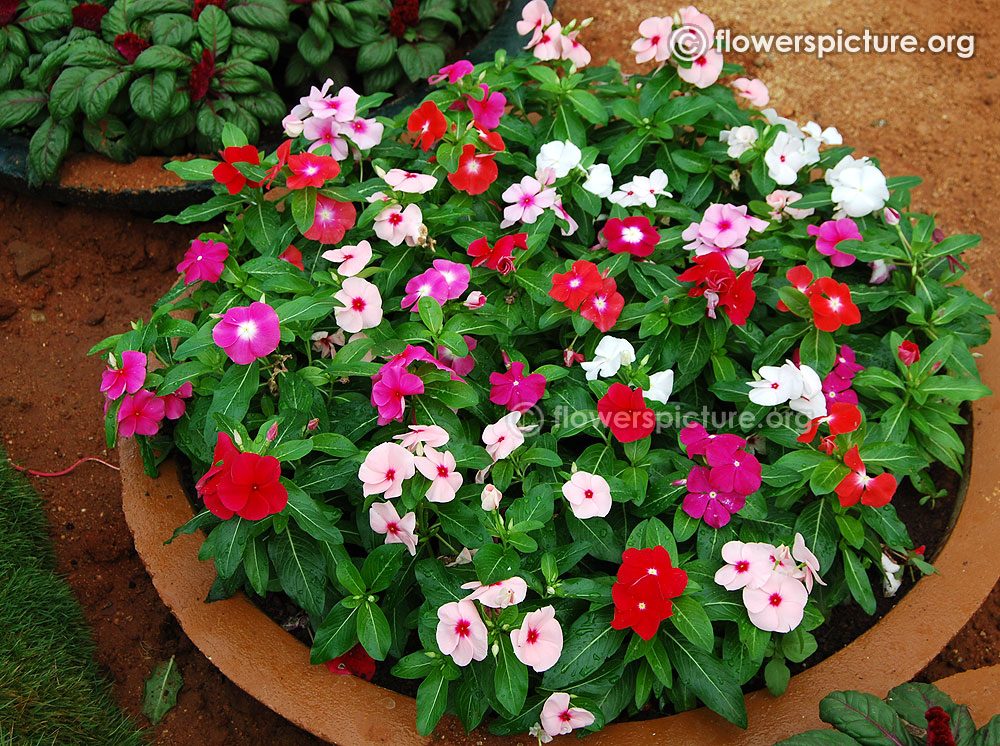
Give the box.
[461,576,528,608]
[343,116,383,150]
[334,277,383,333]
[393,424,449,453]
[308,85,359,122]
[358,442,415,499]
[531,19,563,60]
[482,411,527,461]
[435,599,488,666]
[322,239,373,277]
[374,203,423,247]
[510,605,563,672]
[742,573,808,633]
[501,176,557,227]
[414,447,463,503]
[631,16,673,63]
[369,501,418,556]
[383,168,437,194]
[765,131,808,186]
[714,540,774,591]
[302,117,349,159]
[561,471,612,519]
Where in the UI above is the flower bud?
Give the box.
[883,207,900,225]
[481,484,502,511]
[265,422,278,442]
[306,418,319,431]
[897,340,920,366]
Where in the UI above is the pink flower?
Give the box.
[369,501,418,555]
[632,16,672,63]
[501,176,557,227]
[516,0,552,47]
[383,168,437,194]
[343,117,383,150]
[359,442,416,499]
[560,31,591,67]
[603,216,660,258]
[682,465,745,528]
[311,329,344,358]
[732,77,769,107]
[766,190,815,222]
[100,350,147,400]
[334,277,383,333]
[322,240,372,277]
[531,19,563,60]
[304,195,357,243]
[415,447,463,503]
[792,532,826,593]
[463,291,486,310]
[561,471,612,519]
[682,203,768,268]
[213,302,280,365]
[714,540,774,590]
[435,600,489,666]
[431,259,470,300]
[461,576,528,608]
[807,218,862,268]
[481,484,502,510]
[177,239,228,284]
[428,59,474,84]
[482,411,526,460]
[742,573,808,633]
[437,336,477,376]
[540,693,595,738]
[510,606,563,672]
[489,361,546,412]
[402,268,450,311]
[117,389,165,437]
[706,447,761,496]
[551,198,579,236]
[678,49,724,88]
[160,381,193,420]
[393,424,449,452]
[308,85,359,122]
[302,117,349,159]
[371,364,424,425]
[375,203,423,247]
[466,84,506,130]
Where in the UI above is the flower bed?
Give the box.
[98,2,992,741]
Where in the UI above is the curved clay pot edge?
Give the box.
[120,311,1000,746]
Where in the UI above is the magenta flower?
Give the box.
[414,447,463,503]
[213,302,280,365]
[437,336,477,376]
[431,259,470,300]
[428,60,473,84]
[436,600,488,666]
[682,465,746,528]
[159,381,193,420]
[489,361,546,412]
[807,218,862,267]
[369,501,418,555]
[100,350,147,400]
[603,216,660,258]
[402,268,451,311]
[358,442,416,499]
[510,605,563,673]
[177,239,229,284]
[117,389,165,438]
[833,344,865,378]
[466,84,506,130]
[371,363,425,425]
[706,447,761,496]
[679,422,745,461]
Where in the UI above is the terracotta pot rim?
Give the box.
[120,316,1000,746]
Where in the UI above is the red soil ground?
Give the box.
[0,0,997,743]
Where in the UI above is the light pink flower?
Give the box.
[160,381,193,420]
[792,532,826,593]
[540,693,595,737]
[308,85,359,122]
[369,501,418,555]
[117,389,165,437]
[516,0,552,47]
[742,573,808,633]
[375,203,423,247]
[531,19,564,60]
[561,471,612,519]
[322,240,372,277]
[358,442,416,499]
[732,77,769,107]
[551,198,579,236]
[435,600,488,666]
[766,190,815,222]
[334,277,383,333]
[678,48,724,88]
[501,176,556,227]
[561,31,591,67]
[431,259,470,300]
[415,447,463,503]
[511,605,563,672]
[464,291,486,309]
[393,424,449,452]
[176,238,228,284]
[100,350,147,400]
[428,59,474,84]
[632,16,672,63]
[213,302,280,365]
[343,116,383,150]
[482,411,526,461]
[481,484,502,510]
[383,168,437,194]
[714,540,774,590]
[461,576,528,608]
[302,117,349,159]
[310,329,345,358]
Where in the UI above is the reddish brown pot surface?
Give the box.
[935,664,1000,724]
[120,321,1000,746]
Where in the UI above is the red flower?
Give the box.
[579,275,625,332]
[212,144,261,195]
[72,3,108,30]
[216,451,288,521]
[447,144,497,195]
[286,152,340,190]
[809,276,861,332]
[114,32,150,63]
[925,707,956,746]
[280,245,305,271]
[189,49,216,102]
[834,445,897,508]
[549,260,602,311]
[262,139,292,189]
[475,124,505,152]
[196,432,240,520]
[598,383,655,443]
[898,340,920,366]
[407,101,447,151]
[602,216,660,258]
[777,265,814,312]
[325,644,376,680]
[304,195,357,244]
[797,402,862,444]
[192,0,225,19]
[467,233,526,275]
[388,0,419,36]
[676,252,756,326]
[611,546,688,640]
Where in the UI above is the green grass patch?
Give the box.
[0,452,146,746]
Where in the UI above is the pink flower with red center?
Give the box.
[414,447,462,503]
[714,540,775,590]
[603,216,660,258]
[334,277,383,334]
[792,533,826,593]
[461,576,528,608]
[321,241,372,278]
[117,389,164,437]
[463,291,486,309]
[308,85,359,122]
[369,501,418,555]
[531,19,563,60]
[437,336,477,377]
[343,116,383,150]
[359,442,416,499]
[580,276,625,332]
[835,445,897,508]
[402,268,450,311]
[482,411,526,460]
[114,32,150,63]
[561,471,612,519]
[549,260,603,311]
[447,145,498,195]
[382,168,437,194]
[212,302,280,365]
[371,363,424,425]
[540,693,595,738]
[216,451,288,520]
[212,145,260,195]
[279,245,305,271]
[489,361,546,412]
[177,238,229,284]
[466,84,506,129]
[393,424,449,452]
[303,117,349,159]
[285,153,340,190]
[807,218,862,267]
[681,203,768,269]
[100,350,147,400]
[501,176,556,227]
[731,77,769,107]
[304,195,356,244]
[561,30,591,67]
[467,233,526,275]
[631,16,672,63]
[682,465,745,528]
[375,203,422,247]
[898,340,920,366]
[516,0,552,47]
[510,606,563,673]
[742,573,808,633]
[159,381,193,420]
[428,59,474,84]
[435,600,488,666]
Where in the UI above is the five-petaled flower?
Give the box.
[213,302,281,365]
[603,216,660,257]
[406,101,447,151]
[212,145,261,195]
[611,546,688,640]
[447,144,498,195]
[598,383,655,443]
[835,445,898,508]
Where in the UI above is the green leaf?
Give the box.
[669,595,715,652]
[398,42,445,82]
[918,375,991,403]
[290,186,316,233]
[202,361,260,448]
[142,657,183,725]
[27,117,71,182]
[418,295,444,335]
[311,601,359,663]
[129,70,176,121]
[473,543,520,585]
[842,548,876,615]
[133,44,194,70]
[356,601,392,660]
[81,68,130,122]
[541,607,625,689]
[0,89,46,128]
[494,636,528,716]
[361,543,406,593]
[663,630,747,728]
[819,690,914,746]
[243,535,269,595]
[415,667,449,736]
[794,498,838,572]
[199,517,250,578]
[764,658,790,696]
[566,511,623,563]
[268,526,327,619]
[567,89,608,125]
[335,557,366,596]
[198,5,232,54]
[284,480,344,545]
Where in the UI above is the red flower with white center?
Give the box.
[611,546,688,640]
[797,402,862,444]
[602,216,660,257]
[549,260,603,311]
[285,152,340,190]
[676,252,757,326]
[597,383,655,443]
[834,445,897,508]
[212,145,260,195]
[447,144,497,195]
[406,100,447,151]
[809,276,861,332]
[579,276,625,332]
[777,265,815,311]
[467,233,526,275]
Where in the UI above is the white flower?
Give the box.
[789,364,827,419]
[644,370,674,404]
[761,108,803,139]
[529,723,554,744]
[825,155,890,218]
[747,360,803,406]
[481,485,502,511]
[609,169,671,208]
[580,336,635,381]
[881,553,902,597]
[764,132,807,185]
[536,140,582,179]
[582,163,613,198]
[802,121,842,146]
[720,125,758,158]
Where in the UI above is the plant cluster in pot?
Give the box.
[97,2,994,742]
